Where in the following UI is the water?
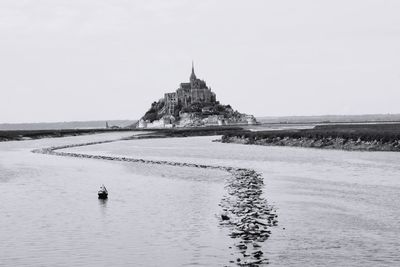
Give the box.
[1,134,400,266]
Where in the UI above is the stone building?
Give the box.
[164,63,216,114]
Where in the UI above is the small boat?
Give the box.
[98,184,108,199]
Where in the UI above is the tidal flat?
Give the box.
[1,132,400,266]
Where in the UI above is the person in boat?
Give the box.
[99,184,107,192]
[98,184,108,199]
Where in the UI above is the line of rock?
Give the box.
[221,169,278,266]
[221,135,400,151]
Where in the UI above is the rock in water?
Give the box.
[221,214,230,220]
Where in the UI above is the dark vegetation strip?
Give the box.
[221,123,400,151]
[0,128,133,141]
[224,123,400,141]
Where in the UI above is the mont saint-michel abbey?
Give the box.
[164,63,216,115]
[138,63,256,128]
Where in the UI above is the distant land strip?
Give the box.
[0,126,243,142]
[4,123,400,152]
[0,128,133,142]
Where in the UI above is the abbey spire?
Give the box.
[190,61,197,82]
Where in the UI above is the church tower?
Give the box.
[190,61,197,84]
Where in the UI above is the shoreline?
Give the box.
[0,126,244,142]
[220,123,400,152]
[6,123,400,152]
[220,135,400,151]
[0,128,134,142]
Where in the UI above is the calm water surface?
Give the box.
[1,133,400,266]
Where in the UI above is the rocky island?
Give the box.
[136,63,257,128]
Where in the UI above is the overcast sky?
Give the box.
[1,0,400,123]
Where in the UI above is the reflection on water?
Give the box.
[98,198,108,219]
[98,198,108,207]
[1,133,400,266]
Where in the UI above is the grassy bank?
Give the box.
[221,123,400,151]
[0,128,133,142]
[225,124,400,141]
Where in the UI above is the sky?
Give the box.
[1,0,400,123]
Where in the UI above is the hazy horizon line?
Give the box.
[2,113,400,125]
